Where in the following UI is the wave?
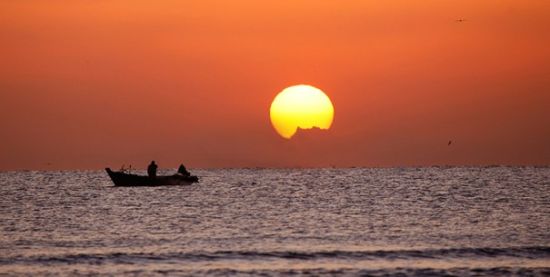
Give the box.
[2,246,549,265]
[166,267,550,277]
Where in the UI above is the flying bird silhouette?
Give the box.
[448,140,452,146]
[455,19,467,23]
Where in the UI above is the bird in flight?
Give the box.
[455,19,467,23]
[448,140,452,146]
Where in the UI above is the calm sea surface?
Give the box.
[0,167,549,276]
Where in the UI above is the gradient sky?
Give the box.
[1,0,549,170]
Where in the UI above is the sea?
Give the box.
[0,167,549,276]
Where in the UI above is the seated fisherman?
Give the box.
[177,164,191,177]
[147,160,158,178]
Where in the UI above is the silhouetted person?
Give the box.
[147,161,158,178]
[177,164,191,177]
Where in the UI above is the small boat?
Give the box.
[105,168,199,187]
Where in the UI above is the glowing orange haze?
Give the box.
[1,1,549,170]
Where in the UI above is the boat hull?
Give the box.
[105,168,199,186]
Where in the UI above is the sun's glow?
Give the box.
[270,85,334,139]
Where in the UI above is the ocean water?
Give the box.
[0,167,549,276]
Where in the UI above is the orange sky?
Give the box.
[1,0,549,170]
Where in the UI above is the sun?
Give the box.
[269,84,334,139]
